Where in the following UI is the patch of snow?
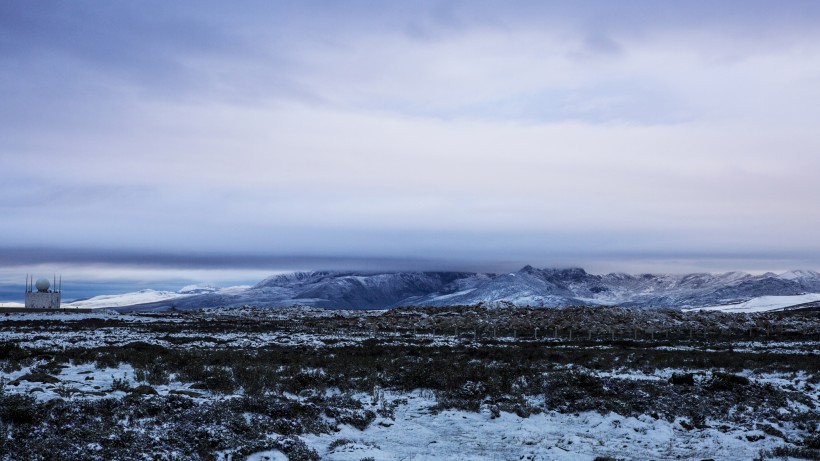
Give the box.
[687,293,820,313]
[301,390,788,460]
[219,285,253,294]
[178,284,219,294]
[427,289,476,302]
[241,450,288,461]
[0,360,213,402]
[216,449,288,461]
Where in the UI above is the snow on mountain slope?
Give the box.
[178,284,219,294]
[0,302,24,308]
[63,285,252,309]
[414,268,584,307]
[64,289,192,309]
[686,293,820,313]
[775,269,820,292]
[777,269,820,281]
[103,267,820,311]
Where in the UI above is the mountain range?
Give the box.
[76,266,820,311]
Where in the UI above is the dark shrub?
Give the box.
[328,438,353,451]
[273,436,320,461]
[0,342,23,360]
[805,434,820,449]
[135,364,171,386]
[545,370,609,413]
[761,424,785,439]
[337,409,376,431]
[111,375,131,392]
[669,373,695,386]
[709,372,750,392]
[12,372,59,385]
[200,367,237,395]
[0,393,40,425]
[766,446,820,460]
[130,385,158,396]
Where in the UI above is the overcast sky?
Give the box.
[2,1,820,293]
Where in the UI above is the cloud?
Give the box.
[2,1,820,277]
[3,104,820,261]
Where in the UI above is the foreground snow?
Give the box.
[300,391,787,461]
[0,308,816,460]
[689,293,820,313]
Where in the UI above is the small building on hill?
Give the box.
[25,275,61,309]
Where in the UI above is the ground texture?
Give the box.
[0,306,818,460]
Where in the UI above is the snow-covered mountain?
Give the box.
[108,266,820,311]
[65,285,250,310]
[63,289,193,309]
[0,302,24,308]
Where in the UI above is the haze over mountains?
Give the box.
[72,266,820,311]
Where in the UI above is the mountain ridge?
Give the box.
[87,266,820,311]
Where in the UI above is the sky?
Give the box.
[2,1,820,299]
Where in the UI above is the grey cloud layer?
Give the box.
[2,1,820,275]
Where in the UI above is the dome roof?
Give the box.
[35,278,50,292]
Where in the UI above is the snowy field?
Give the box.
[301,390,791,461]
[0,306,818,460]
[690,293,820,313]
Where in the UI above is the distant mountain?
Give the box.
[64,289,191,309]
[251,271,473,309]
[101,266,820,311]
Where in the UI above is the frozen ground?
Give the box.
[0,361,211,402]
[301,391,792,461]
[2,361,812,460]
[0,306,817,460]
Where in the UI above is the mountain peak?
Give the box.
[518,265,587,275]
[777,269,820,280]
[178,284,218,294]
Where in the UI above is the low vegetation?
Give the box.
[0,305,818,460]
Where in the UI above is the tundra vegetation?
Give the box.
[0,305,818,460]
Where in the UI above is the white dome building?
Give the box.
[25,274,61,309]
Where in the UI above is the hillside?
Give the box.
[67,266,820,311]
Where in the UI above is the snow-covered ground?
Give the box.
[0,307,816,460]
[2,355,809,461]
[0,308,816,354]
[0,362,209,402]
[0,302,24,307]
[688,293,820,313]
[298,391,795,460]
